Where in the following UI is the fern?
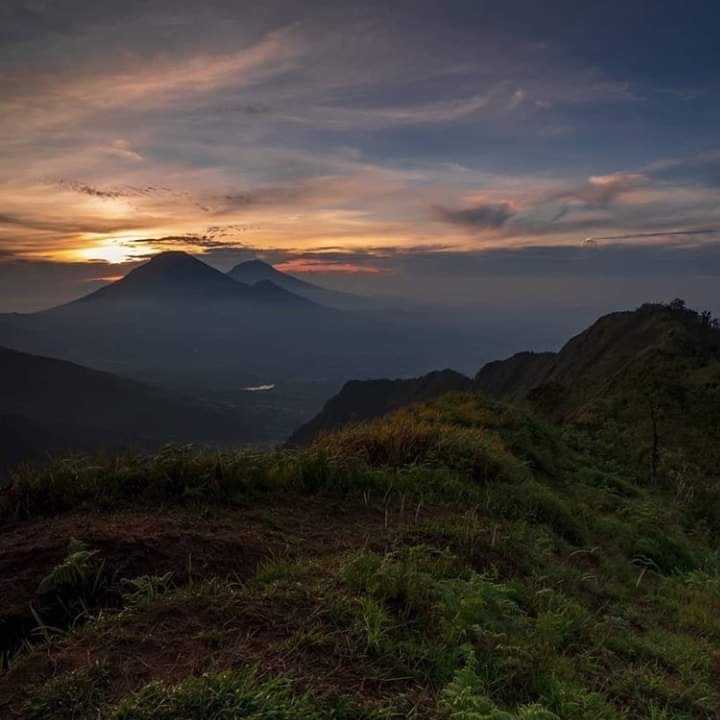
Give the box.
[38,539,100,595]
[121,573,174,608]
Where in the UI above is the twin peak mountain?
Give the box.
[68,252,319,309]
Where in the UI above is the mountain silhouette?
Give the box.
[228,259,305,287]
[227,259,370,309]
[66,252,312,308]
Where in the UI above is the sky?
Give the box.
[1,0,719,313]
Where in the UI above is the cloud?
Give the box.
[509,89,526,109]
[275,259,388,274]
[57,181,127,200]
[0,27,304,135]
[551,173,648,207]
[126,234,253,250]
[0,212,153,235]
[585,228,720,242]
[295,95,491,129]
[266,242,720,279]
[432,202,515,229]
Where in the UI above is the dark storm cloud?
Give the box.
[432,202,515,229]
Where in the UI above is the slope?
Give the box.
[476,302,720,407]
[287,368,473,445]
[1,393,719,719]
[0,345,257,470]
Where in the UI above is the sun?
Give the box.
[76,241,135,264]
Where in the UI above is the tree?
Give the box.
[634,361,686,487]
[700,310,713,327]
[668,298,687,312]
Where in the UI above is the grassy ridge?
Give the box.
[2,393,719,719]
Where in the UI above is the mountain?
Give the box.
[227,259,373,310]
[289,302,720,486]
[475,302,720,413]
[0,252,340,385]
[0,345,259,472]
[478,302,720,485]
[474,351,556,402]
[63,252,313,309]
[287,368,472,445]
[0,252,476,416]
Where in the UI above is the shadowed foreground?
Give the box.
[2,394,719,719]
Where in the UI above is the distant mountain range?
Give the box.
[0,252,339,380]
[0,252,473,388]
[62,251,317,309]
[0,252,488,454]
[0,344,258,473]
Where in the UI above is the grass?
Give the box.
[3,393,720,719]
[111,669,379,720]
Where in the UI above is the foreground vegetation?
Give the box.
[1,393,719,719]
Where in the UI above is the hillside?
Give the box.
[474,351,556,401]
[475,302,720,485]
[0,345,258,471]
[1,392,719,719]
[287,369,473,445]
[476,302,720,408]
[293,303,720,488]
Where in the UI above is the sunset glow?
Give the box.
[75,242,137,265]
[1,2,719,314]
